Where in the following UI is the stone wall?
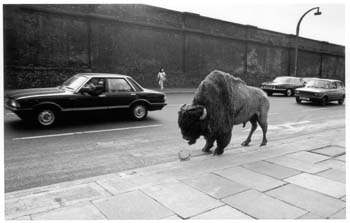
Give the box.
[3,4,345,89]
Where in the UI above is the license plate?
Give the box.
[300,97,309,100]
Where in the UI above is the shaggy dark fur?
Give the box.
[178,70,270,155]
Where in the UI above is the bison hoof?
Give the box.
[260,141,267,147]
[241,140,250,146]
[202,148,212,153]
[213,149,224,156]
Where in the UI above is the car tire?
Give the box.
[286,89,293,97]
[338,96,345,105]
[320,97,328,106]
[296,97,302,104]
[131,104,148,120]
[36,108,57,127]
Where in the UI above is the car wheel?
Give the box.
[338,97,344,105]
[131,104,148,120]
[320,97,327,106]
[36,108,57,126]
[286,89,293,97]
[296,97,302,104]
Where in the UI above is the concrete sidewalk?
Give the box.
[5,127,346,220]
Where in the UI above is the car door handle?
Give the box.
[99,94,107,97]
[130,93,136,96]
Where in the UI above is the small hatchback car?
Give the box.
[294,78,345,106]
[5,73,167,126]
[261,76,305,96]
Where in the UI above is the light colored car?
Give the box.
[294,78,345,106]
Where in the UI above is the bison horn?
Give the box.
[199,107,207,120]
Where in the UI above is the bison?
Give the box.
[178,70,270,155]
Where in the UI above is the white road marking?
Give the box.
[12,124,162,141]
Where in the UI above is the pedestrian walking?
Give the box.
[157,67,167,90]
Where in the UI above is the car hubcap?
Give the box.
[287,90,292,96]
[134,106,146,119]
[38,110,55,125]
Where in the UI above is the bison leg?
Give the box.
[214,132,232,155]
[257,116,268,146]
[241,115,258,146]
[202,136,215,153]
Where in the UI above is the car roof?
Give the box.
[75,73,131,78]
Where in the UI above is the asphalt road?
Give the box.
[4,93,345,192]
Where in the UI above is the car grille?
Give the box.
[298,91,316,97]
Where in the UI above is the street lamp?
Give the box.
[293,7,322,76]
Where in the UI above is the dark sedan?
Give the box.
[5,73,167,126]
[294,79,345,106]
[261,76,305,96]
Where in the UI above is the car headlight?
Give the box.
[10,99,20,108]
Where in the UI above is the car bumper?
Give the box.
[261,88,287,94]
[295,94,322,101]
[149,103,167,111]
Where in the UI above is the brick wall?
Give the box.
[3,4,345,89]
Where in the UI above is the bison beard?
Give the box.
[178,70,270,155]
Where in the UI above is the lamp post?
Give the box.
[293,7,322,76]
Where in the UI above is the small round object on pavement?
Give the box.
[178,150,191,161]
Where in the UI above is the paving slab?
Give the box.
[31,203,106,220]
[285,173,345,198]
[5,182,109,219]
[298,212,325,219]
[96,178,138,195]
[316,168,345,183]
[181,173,248,199]
[265,156,328,173]
[222,190,307,219]
[267,184,345,218]
[141,182,223,219]
[334,154,345,161]
[192,205,253,219]
[215,166,285,192]
[162,215,182,220]
[13,216,31,220]
[311,146,345,157]
[328,208,346,219]
[286,151,330,163]
[243,161,300,179]
[316,159,345,171]
[93,190,173,219]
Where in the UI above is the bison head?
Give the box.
[178,104,207,145]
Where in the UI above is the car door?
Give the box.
[103,78,137,109]
[335,82,345,99]
[69,77,107,110]
[328,82,338,100]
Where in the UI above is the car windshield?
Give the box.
[273,77,291,83]
[61,76,88,91]
[306,80,330,89]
